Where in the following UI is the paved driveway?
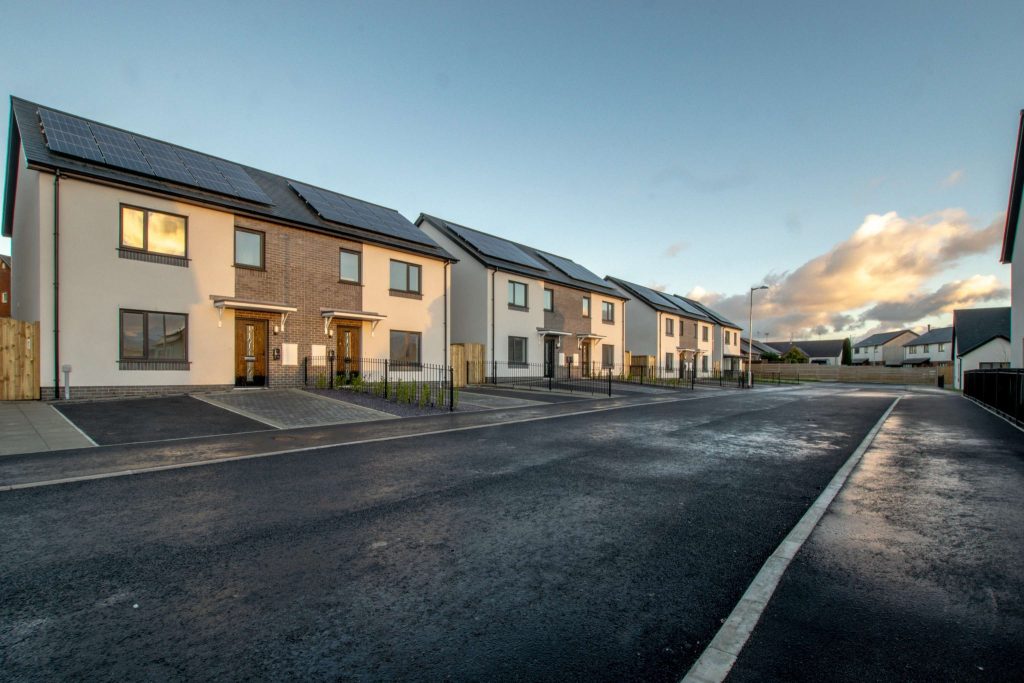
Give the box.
[196,389,395,429]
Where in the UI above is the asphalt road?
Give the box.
[728,394,1024,682]
[0,386,971,681]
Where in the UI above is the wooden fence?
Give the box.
[1,318,40,400]
[451,342,485,387]
[752,362,953,387]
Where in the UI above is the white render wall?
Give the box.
[490,269,545,366]
[10,149,41,325]
[955,337,1013,388]
[903,343,952,365]
[417,221,487,347]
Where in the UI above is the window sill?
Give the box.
[508,304,529,312]
[601,319,615,325]
[118,248,189,268]
[234,264,266,272]
[389,289,422,300]
[118,359,191,371]
[339,280,363,286]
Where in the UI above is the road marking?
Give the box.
[0,390,750,492]
[681,395,902,683]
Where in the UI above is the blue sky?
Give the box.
[1,1,1019,339]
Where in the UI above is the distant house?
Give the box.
[1001,110,1023,368]
[952,307,1011,389]
[678,296,744,375]
[0,254,10,317]
[741,337,780,362]
[902,326,952,366]
[852,330,918,366]
[764,338,846,365]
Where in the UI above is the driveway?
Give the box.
[196,389,395,429]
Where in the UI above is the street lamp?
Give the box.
[747,285,769,388]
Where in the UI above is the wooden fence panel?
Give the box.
[751,362,950,386]
[451,342,485,387]
[1,319,40,400]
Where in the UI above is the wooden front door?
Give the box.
[581,342,591,377]
[235,319,268,387]
[336,324,362,375]
[544,337,556,378]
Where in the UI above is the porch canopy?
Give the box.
[537,328,573,336]
[320,308,387,336]
[210,294,298,330]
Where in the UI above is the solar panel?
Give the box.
[537,252,607,287]
[38,109,105,163]
[444,223,544,269]
[91,125,153,175]
[37,108,274,205]
[289,181,435,246]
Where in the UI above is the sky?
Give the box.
[0,1,1019,342]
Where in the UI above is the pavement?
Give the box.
[0,401,94,455]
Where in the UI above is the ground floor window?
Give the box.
[390,330,421,367]
[508,336,528,366]
[979,362,1010,370]
[602,344,614,368]
[120,309,187,361]
[702,356,709,372]
[665,352,674,371]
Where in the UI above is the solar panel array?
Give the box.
[37,108,273,204]
[659,292,711,319]
[444,223,544,269]
[537,252,608,288]
[288,181,434,246]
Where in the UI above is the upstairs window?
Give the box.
[390,260,421,294]
[938,343,945,352]
[234,228,264,269]
[582,297,591,317]
[544,288,554,311]
[702,326,709,342]
[665,318,674,336]
[923,344,930,353]
[120,205,187,262]
[340,250,361,283]
[601,301,614,323]
[508,281,528,308]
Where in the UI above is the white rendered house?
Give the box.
[952,307,1011,389]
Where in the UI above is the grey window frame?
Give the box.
[665,318,674,336]
[389,330,422,367]
[508,281,528,309]
[701,325,709,342]
[118,308,189,366]
[544,288,554,312]
[389,259,422,294]
[119,204,189,261]
[602,344,614,368]
[340,249,362,284]
[233,227,265,270]
[508,336,528,366]
[665,352,674,371]
[601,301,614,323]
[582,296,591,317]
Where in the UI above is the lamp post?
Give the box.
[747,285,768,388]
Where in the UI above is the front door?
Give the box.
[235,319,268,387]
[580,342,591,377]
[336,324,362,376]
[544,337,556,378]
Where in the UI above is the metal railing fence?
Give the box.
[963,368,1023,425]
[303,355,455,411]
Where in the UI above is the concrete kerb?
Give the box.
[681,394,903,683]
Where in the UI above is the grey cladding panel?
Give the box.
[538,252,607,287]
[37,109,105,163]
[445,223,544,269]
[289,181,434,246]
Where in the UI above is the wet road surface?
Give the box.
[0,387,999,681]
[729,394,1024,682]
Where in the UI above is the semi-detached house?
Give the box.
[2,97,454,399]
[417,215,626,375]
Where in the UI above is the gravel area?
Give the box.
[305,388,470,417]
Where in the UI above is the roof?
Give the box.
[766,338,846,358]
[853,329,917,348]
[604,276,712,321]
[953,307,1011,356]
[676,295,741,329]
[1002,110,1024,264]
[741,338,780,355]
[902,326,952,347]
[0,254,9,268]
[419,214,625,298]
[2,97,454,262]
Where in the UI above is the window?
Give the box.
[544,288,554,312]
[702,326,709,342]
[702,356,709,372]
[602,301,614,323]
[119,309,187,367]
[389,330,421,367]
[979,362,1010,370]
[582,297,591,317]
[602,344,614,368]
[508,336,528,365]
[665,318,674,336]
[1,292,6,304]
[340,250,361,283]
[233,228,264,269]
[938,343,945,352]
[923,344,930,353]
[665,352,674,371]
[508,281,528,308]
[390,260,421,294]
[120,205,187,259]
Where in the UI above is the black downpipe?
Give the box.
[490,268,496,381]
[52,171,61,400]
[443,261,449,367]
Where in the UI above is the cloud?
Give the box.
[663,241,688,257]
[941,169,966,188]
[683,210,1007,340]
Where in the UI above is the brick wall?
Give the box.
[544,284,591,336]
[57,383,235,401]
[234,216,364,387]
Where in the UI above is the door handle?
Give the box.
[244,356,256,361]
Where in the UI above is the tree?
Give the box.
[780,346,809,364]
[841,338,852,365]
[761,351,781,362]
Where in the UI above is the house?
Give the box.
[740,337,780,363]
[764,338,846,365]
[678,296,744,375]
[852,330,918,366]
[901,326,952,366]
[2,97,455,399]
[604,276,717,376]
[952,307,1011,389]
[1001,109,1023,368]
[417,215,626,376]
[0,254,10,317]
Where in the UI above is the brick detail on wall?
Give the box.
[233,216,365,388]
[55,384,235,401]
[544,284,591,336]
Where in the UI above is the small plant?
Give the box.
[419,383,430,408]
[315,374,328,389]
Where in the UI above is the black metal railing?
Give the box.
[614,364,748,390]
[963,368,1023,425]
[481,360,613,395]
[304,355,456,411]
